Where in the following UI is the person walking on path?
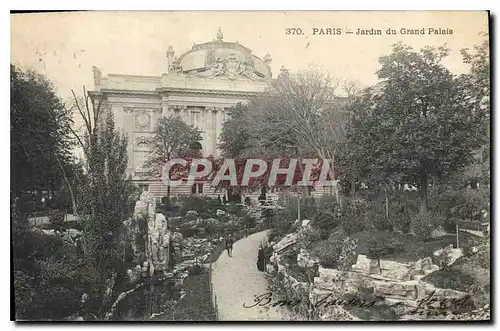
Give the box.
[226,235,234,257]
[257,244,265,271]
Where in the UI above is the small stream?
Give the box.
[112,277,179,321]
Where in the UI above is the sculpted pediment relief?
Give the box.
[190,53,264,81]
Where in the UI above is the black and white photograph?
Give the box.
[10,10,491,322]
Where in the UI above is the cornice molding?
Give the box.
[156,87,264,98]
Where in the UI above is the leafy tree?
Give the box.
[458,37,490,188]
[344,43,487,210]
[216,71,356,199]
[218,102,251,158]
[145,115,203,198]
[11,64,76,212]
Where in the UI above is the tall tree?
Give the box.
[218,102,251,158]
[344,43,487,210]
[217,69,352,200]
[11,64,75,211]
[458,36,491,188]
[145,115,203,198]
[69,88,135,317]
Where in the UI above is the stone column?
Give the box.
[205,106,215,156]
[161,96,169,118]
[171,105,181,118]
[182,106,189,125]
[114,106,124,130]
[123,108,136,175]
[215,107,225,151]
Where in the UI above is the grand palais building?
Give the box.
[89,29,330,201]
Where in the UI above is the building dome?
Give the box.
[176,28,272,80]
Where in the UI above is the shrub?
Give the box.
[462,244,475,257]
[242,214,257,228]
[300,226,322,249]
[14,271,35,319]
[179,196,221,216]
[313,239,343,269]
[366,236,399,271]
[443,218,457,234]
[313,196,341,239]
[392,192,420,233]
[185,212,198,222]
[429,186,489,222]
[341,198,369,235]
[338,237,359,271]
[412,210,444,241]
[178,226,198,238]
[48,209,65,227]
[187,264,205,276]
[244,197,252,206]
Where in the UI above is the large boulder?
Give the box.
[373,281,420,300]
[41,229,56,236]
[314,267,374,295]
[407,257,440,280]
[379,260,411,280]
[155,213,168,230]
[352,254,371,273]
[297,248,319,268]
[273,233,298,255]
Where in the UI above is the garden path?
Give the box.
[211,230,290,321]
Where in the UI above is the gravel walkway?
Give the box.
[211,230,289,321]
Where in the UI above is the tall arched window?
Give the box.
[134,136,151,173]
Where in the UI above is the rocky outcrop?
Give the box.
[297,248,319,268]
[124,191,172,275]
[352,255,440,281]
[272,233,298,255]
[269,227,472,321]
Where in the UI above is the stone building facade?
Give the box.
[89,29,331,201]
[88,29,276,200]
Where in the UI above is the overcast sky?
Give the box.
[11,11,488,101]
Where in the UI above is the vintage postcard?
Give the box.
[11,11,490,322]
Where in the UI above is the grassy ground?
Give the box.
[422,251,490,308]
[330,230,478,263]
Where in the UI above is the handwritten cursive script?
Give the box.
[243,292,376,309]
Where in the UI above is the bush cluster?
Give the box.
[48,209,65,227]
[411,209,444,241]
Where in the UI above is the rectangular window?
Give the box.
[138,184,149,192]
[191,183,204,195]
[135,150,151,171]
